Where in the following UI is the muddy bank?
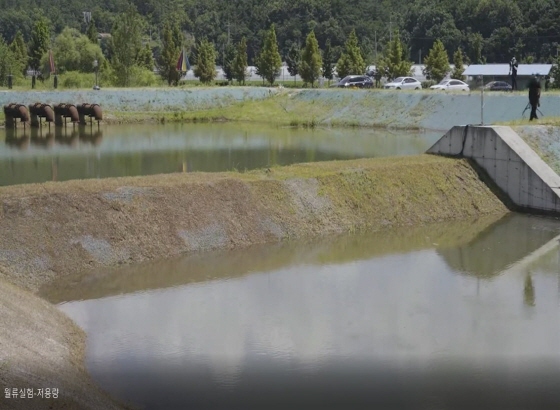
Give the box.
[0,275,130,410]
[2,88,560,130]
[0,155,508,293]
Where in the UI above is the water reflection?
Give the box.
[524,273,536,307]
[5,127,103,150]
[1,123,441,186]
[51,214,560,409]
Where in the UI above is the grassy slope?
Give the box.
[0,155,508,293]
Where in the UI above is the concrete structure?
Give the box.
[427,125,560,215]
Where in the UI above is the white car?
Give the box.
[430,79,470,91]
[384,77,422,90]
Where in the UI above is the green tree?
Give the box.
[423,39,450,83]
[111,6,145,86]
[222,42,236,83]
[194,38,216,83]
[468,32,484,64]
[299,31,322,88]
[336,29,365,79]
[43,28,104,74]
[9,30,27,75]
[233,37,248,85]
[137,43,154,71]
[29,17,51,72]
[376,31,412,80]
[0,37,18,86]
[86,19,98,44]
[322,39,334,85]
[451,48,465,80]
[255,24,282,85]
[158,21,181,86]
[286,42,300,84]
[550,56,560,89]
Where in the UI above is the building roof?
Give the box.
[463,64,552,77]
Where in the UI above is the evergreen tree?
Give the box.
[222,42,236,83]
[322,39,334,85]
[9,30,27,75]
[286,42,300,84]
[233,37,248,85]
[423,39,450,83]
[376,31,412,80]
[137,43,154,71]
[299,31,322,88]
[255,24,282,85]
[86,19,98,44]
[468,32,484,64]
[111,6,144,86]
[336,29,365,79]
[29,17,51,72]
[194,38,216,83]
[158,21,181,85]
[451,48,465,80]
[0,37,18,86]
[550,56,560,89]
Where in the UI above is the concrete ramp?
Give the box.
[427,125,560,214]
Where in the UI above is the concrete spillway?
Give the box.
[427,125,560,215]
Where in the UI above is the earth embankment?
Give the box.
[0,155,509,293]
[2,88,560,130]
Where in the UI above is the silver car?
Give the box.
[384,77,422,90]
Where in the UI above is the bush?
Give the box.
[129,66,159,87]
[60,71,95,88]
[422,80,436,89]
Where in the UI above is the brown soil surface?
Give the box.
[0,276,132,410]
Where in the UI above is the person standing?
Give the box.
[528,75,541,121]
[509,57,518,91]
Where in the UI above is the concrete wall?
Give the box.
[427,125,560,214]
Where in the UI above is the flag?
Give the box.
[49,50,56,74]
[176,49,187,72]
[176,49,191,72]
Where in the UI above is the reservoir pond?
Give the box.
[0,123,440,186]
[43,213,560,409]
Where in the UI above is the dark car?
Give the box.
[336,75,373,88]
[484,81,512,91]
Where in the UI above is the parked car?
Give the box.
[383,77,422,90]
[430,79,470,91]
[483,81,512,91]
[336,75,374,88]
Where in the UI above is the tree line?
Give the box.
[0,0,559,88]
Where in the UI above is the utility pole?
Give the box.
[389,17,392,42]
[418,49,421,64]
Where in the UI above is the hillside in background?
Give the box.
[0,0,559,65]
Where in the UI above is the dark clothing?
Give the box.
[528,77,541,121]
[530,104,538,121]
[511,74,517,91]
[510,60,518,90]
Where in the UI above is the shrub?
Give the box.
[60,71,95,88]
[421,80,436,89]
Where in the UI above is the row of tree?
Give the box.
[1,0,559,68]
[0,4,559,89]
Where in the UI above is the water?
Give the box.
[44,213,560,409]
[0,123,440,186]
